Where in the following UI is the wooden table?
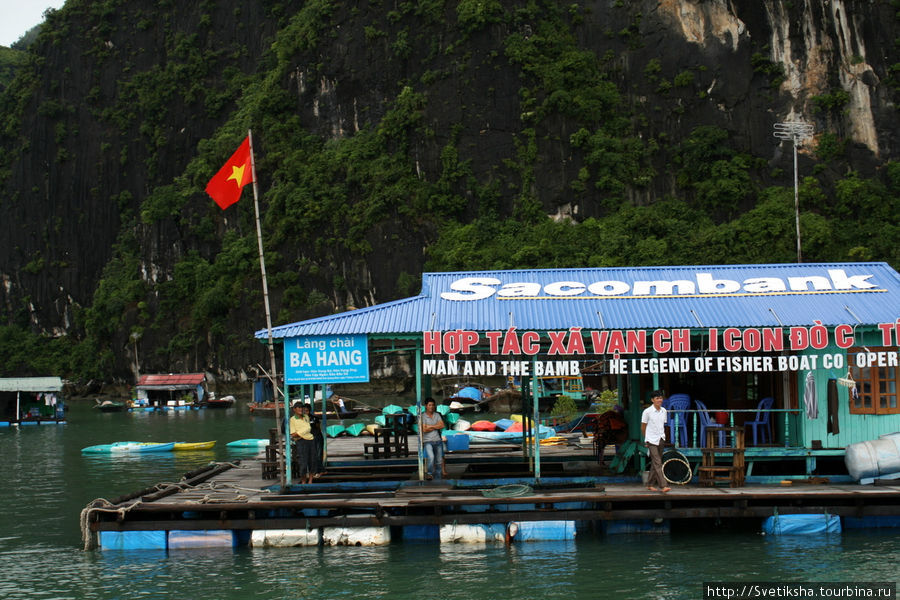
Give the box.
[363,415,409,459]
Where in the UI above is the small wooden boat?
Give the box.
[173,441,216,451]
[247,394,376,417]
[314,410,359,420]
[94,399,128,412]
[247,401,277,417]
[81,441,175,454]
[247,402,359,420]
[204,395,235,409]
[447,385,487,412]
[345,423,365,437]
[226,438,270,448]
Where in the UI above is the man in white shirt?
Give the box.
[641,390,670,493]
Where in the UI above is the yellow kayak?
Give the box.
[173,441,216,451]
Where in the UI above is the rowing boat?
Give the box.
[173,441,216,451]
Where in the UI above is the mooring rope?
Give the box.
[79,463,271,549]
[481,484,534,498]
[79,497,144,551]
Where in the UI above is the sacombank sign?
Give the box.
[439,269,883,301]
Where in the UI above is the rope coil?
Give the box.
[481,484,533,498]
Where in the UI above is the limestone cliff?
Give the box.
[0,0,895,381]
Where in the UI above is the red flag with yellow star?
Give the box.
[205,137,253,209]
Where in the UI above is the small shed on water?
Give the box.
[0,377,65,425]
[133,373,208,410]
[257,262,900,479]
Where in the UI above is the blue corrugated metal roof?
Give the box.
[256,262,900,339]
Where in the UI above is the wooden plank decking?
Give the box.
[82,433,900,538]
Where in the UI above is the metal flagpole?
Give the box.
[416,348,424,480]
[247,129,288,488]
[532,359,541,480]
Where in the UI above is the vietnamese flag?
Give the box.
[205,136,253,209]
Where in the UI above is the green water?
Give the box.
[1,402,898,600]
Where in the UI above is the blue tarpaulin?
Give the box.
[763,514,841,535]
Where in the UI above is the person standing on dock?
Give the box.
[302,403,326,479]
[290,402,315,484]
[641,390,671,493]
[420,398,445,480]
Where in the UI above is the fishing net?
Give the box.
[663,458,692,485]
[662,449,692,485]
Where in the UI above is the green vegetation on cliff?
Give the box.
[0,0,897,380]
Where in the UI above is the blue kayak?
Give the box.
[226,438,270,448]
[450,425,556,443]
[81,441,175,454]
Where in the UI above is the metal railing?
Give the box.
[668,408,803,448]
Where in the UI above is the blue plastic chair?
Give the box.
[745,396,775,445]
[663,394,690,447]
[694,399,724,447]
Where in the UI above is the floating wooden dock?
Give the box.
[81,435,900,549]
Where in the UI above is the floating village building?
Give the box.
[133,373,209,410]
[83,262,900,550]
[261,261,900,480]
[0,377,65,425]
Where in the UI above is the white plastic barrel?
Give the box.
[844,433,900,481]
[168,530,235,549]
[251,529,320,547]
[439,523,506,543]
[322,526,390,546]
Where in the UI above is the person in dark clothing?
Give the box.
[303,404,326,477]
[289,402,314,484]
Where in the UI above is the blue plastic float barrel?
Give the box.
[762,514,841,535]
